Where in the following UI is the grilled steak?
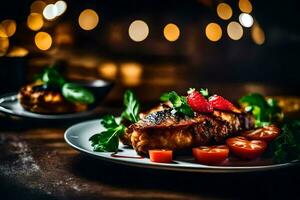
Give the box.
[19,84,88,113]
[127,107,254,155]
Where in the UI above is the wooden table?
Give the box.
[1,83,300,200]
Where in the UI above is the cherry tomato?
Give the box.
[226,136,267,159]
[192,145,229,164]
[242,125,280,142]
[149,150,173,163]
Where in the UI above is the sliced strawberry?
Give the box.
[187,89,213,113]
[209,95,241,113]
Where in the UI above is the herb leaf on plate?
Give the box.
[89,115,125,152]
[271,119,300,163]
[121,90,140,123]
[62,83,95,104]
[239,93,283,127]
[42,67,66,87]
[160,91,194,117]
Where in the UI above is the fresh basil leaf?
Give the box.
[42,68,65,87]
[121,90,140,123]
[62,83,95,104]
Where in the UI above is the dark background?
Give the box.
[0,0,300,102]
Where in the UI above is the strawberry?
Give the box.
[187,89,213,113]
[208,95,241,113]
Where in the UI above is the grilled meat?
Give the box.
[128,108,254,155]
[19,84,88,114]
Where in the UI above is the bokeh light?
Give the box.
[43,4,58,20]
[31,1,47,14]
[217,3,232,20]
[0,20,17,38]
[128,20,149,42]
[120,62,142,86]
[35,32,52,50]
[27,13,44,31]
[205,23,222,42]
[55,1,67,16]
[251,23,265,45]
[78,9,99,31]
[0,37,9,56]
[238,0,252,13]
[7,46,28,57]
[239,13,254,28]
[163,23,180,42]
[97,62,118,80]
[227,21,243,40]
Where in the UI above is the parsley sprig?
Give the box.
[89,90,140,152]
[160,91,194,117]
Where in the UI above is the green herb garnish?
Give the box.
[160,91,194,117]
[62,83,95,104]
[272,119,300,163]
[89,90,140,152]
[121,90,140,123]
[35,67,95,104]
[199,88,209,98]
[239,93,283,127]
[89,115,125,152]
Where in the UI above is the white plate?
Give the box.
[64,119,300,173]
[0,93,97,120]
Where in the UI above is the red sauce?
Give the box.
[111,153,144,159]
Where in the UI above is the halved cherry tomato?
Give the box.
[149,150,173,163]
[192,145,229,164]
[242,125,280,142]
[226,136,267,159]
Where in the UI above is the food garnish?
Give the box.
[89,90,139,152]
[209,95,241,113]
[226,136,267,159]
[239,93,283,127]
[242,125,280,142]
[187,88,213,113]
[160,91,194,117]
[38,67,95,104]
[149,150,173,163]
[192,145,229,164]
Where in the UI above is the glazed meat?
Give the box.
[19,84,88,114]
[128,108,254,155]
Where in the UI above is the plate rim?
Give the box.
[64,119,300,173]
[0,92,97,120]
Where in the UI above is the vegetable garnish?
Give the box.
[89,90,140,152]
[239,93,283,127]
[36,67,95,104]
[160,91,194,117]
[272,119,300,163]
[121,90,140,123]
[62,83,95,104]
[89,115,125,152]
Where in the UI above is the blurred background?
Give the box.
[0,0,300,106]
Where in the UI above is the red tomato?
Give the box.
[149,150,173,163]
[192,145,229,164]
[242,125,280,142]
[226,136,267,159]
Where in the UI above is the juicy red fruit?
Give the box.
[209,95,240,113]
[187,90,213,113]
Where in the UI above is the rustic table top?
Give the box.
[1,83,300,200]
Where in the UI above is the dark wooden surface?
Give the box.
[1,84,300,200]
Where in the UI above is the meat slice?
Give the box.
[128,108,254,155]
